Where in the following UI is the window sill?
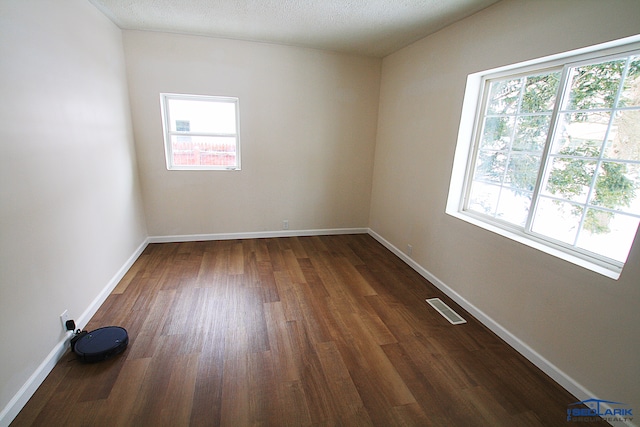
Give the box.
[445,208,622,280]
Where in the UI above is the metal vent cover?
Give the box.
[426,298,466,325]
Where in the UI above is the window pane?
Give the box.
[468,181,499,216]
[590,162,640,214]
[175,120,190,131]
[487,78,522,114]
[513,115,551,152]
[532,197,583,245]
[576,211,640,263]
[566,59,625,110]
[504,153,541,192]
[168,99,236,134]
[543,156,597,203]
[171,135,237,167]
[550,112,611,156]
[468,153,537,224]
[605,110,640,161]
[618,56,640,108]
[495,188,531,227]
[473,151,507,184]
[480,116,514,150]
[521,72,561,113]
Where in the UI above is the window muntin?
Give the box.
[461,49,640,276]
[160,93,240,170]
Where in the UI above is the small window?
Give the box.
[160,93,241,170]
[447,36,640,279]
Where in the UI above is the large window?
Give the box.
[160,93,240,170]
[447,37,640,279]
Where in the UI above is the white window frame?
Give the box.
[160,93,241,171]
[446,35,640,280]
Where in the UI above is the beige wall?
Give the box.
[123,31,381,237]
[0,0,147,416]
[370,0,640,409]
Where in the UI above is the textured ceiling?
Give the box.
[88,0,501,57]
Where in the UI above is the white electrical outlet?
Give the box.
[407,244,413,256]
[60,310,70,331]
[283,220,289,230]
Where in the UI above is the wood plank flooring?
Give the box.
[12,234,606,426]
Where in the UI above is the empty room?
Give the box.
[1,0,639,426]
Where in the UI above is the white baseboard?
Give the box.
[148,227,369,243]
[0,238,149,427]
[366,228,635,427]
[0,333,71,427]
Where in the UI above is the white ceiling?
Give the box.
[88,0,501,57]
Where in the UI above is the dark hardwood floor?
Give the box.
[12,234,605,426]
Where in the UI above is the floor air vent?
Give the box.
[426,298,466,325]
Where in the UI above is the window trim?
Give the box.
[446,35,640,280]
[160,93,241,171]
